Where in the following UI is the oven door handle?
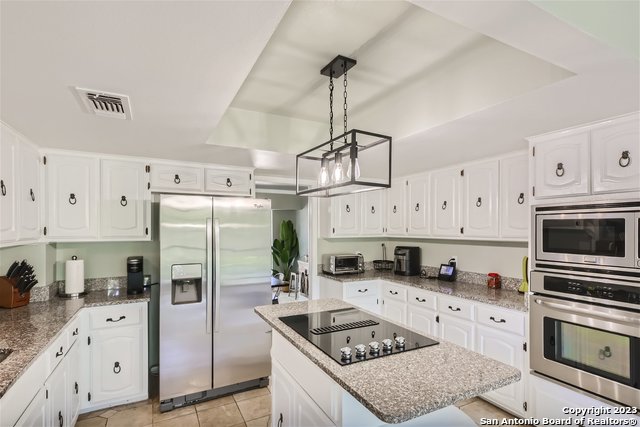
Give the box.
[534,298,640,325]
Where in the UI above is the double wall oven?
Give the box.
[531,202,640,407]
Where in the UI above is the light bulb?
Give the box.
[319,158,329,186]
[347,158,361,179]
[332,153,344,183]
[347,145,361,180]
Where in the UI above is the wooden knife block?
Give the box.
[0,276,30,309]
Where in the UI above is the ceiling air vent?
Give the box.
[74,87,132,120]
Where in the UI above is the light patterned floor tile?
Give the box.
[195,395,236,412]
[460,399,517,426]
[152,404,196,423]
[153,412,199,427]
[230,423,247,427]
[197,403,245,427]
[106,405,153,427]
[237,395,271,422]
[76,417,107,427]
[246,415,270,427]
[455,397,480,408]
[100,409,118,418]
[233,387,270,402]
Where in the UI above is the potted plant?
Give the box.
[271,220,300,290]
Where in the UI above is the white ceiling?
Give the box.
[1,0,638,180]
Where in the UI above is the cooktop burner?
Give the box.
[279,307,438,365]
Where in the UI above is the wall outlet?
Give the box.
[450,256,458,266]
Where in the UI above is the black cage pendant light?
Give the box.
[296,55,392,197]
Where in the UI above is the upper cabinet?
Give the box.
[361,190,385,235]
[150,162,254,197]
[430,168,459,237]
[462,160,499,237]
[407,174,429,236]
[46,153,100,239]
[591,113,640,194]
[0,125,18,243]
[204,168,253,196]
[331,193,360,236]
[500,154,528,239]
[150,164,203,193]
[19,143,42,241]
[385,179,406,236]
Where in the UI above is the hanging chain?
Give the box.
[343,67,348,143]
[329,74,334,150]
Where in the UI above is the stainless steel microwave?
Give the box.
[533,202,640,277]
[322,254,364,275]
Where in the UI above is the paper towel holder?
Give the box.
[59,255,87,299]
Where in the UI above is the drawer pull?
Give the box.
[619,150,631,168]
[75,382,78,394]
[30,188,35,201]
[72,327,79,336]
[68,193,77,205]
[415,297,426,303]
[441,200,447,210]
[55,346,64,357]
[277,413,283,427]
[0,180,5,196]
[555,162,565,177]
[345,204,350,213]
[120,195,128,207]
[226,177,233,187]
[517,193,525,205]
[415,202,420,212]
[371,205,375,214]
[448,306,461,312]
[389,290,398,295]
[59,411,64,427]
[475,197,482,207]
[106,315,126,323]
[357,289,368,293]
[113,361,121,374]
[489,316,506,323]
[174,174,181,184]
[393,205,397,213]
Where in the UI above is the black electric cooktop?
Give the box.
[279,307,438,365]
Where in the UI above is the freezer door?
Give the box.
[160,195,213,400]
[213,198,272,389]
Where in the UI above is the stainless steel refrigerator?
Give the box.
[159,195,272,411]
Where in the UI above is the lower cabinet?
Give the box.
[15,387,47,427]
[46,360,68,427]
[407,305,438,337]
[381,298,406,324]
[439,315,475,351]
[67,342,81,426]
[344,295,380,314]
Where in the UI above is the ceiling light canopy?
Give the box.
[296,55,391,197]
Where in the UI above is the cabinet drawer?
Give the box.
[89,304,143,330]
[150,164,203,192]
[343,281,380,299]
[407,287,437,311]
[382,282,407,302]
[67,315,81,348]
[204,168,252,196]
[438,295,474,320]
[476,304,524,336]
[47,331,67,374]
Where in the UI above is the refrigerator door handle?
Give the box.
[206,218,213,334]
[213,218,221,333]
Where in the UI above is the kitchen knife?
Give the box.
[11,261,27,278]
[16,276,27,293]
[23,280,38,294]
[6,261,18,277]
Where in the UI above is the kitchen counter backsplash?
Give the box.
[30,276,129,302]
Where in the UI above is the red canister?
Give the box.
[487,273,502,289]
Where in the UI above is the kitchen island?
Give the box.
[255,299,520,426]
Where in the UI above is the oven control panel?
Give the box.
[544,276,639,305]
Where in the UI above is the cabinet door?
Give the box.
[361,190,384,235]
[385,180,406,235]
[89,325,144,404]
[15,387,47,427]
[19,143,41,241]
[331,194,359,236]
[407,305,438,337]
[533,132,590,198]
[46,154,99,238]
[204,168,253,196]
[476,325,524,416]
[344,295,380,315]
[430,168,460,237]
[462,160,499,237]
[407,174,429,235]
[149,163,203,193]
[591,114,640,194]
[295,384,335,427]
[382,298,407,325]
[0,125,18,243]
[500,154,528,239]
[439,315,475,350]
[271,361,295,427]
[67,342,81,426]
[101,159,149,238]
[45,360,67,427]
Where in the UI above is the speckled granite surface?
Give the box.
[318,270,528,312]
[0,290,150,398]
[255,299,521,424]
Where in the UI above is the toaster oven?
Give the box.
[322,254,364,275]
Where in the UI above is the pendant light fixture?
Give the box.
[296,55,391,197]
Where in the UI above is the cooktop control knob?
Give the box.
[395,336,406,348]
[355,344,367,357]
[340,346,352,360]
[382,338,393,351]
[369,341,380,354]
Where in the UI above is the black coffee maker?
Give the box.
[127,256,144,295]
[394,246,421,276]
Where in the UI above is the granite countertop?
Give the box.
[318,270,527,312]
[0,289,150,398]
[255,299,521,424]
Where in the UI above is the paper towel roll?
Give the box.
[65,258,85,295]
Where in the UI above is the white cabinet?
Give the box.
[149,163,203,193]
[46,153,99,239]
[499,154,528,239]
[272,361,296,427]
[18,142,41,241]
[532,132,590,198]
[67,342,81,426]
[15,387,47,427]
[45,360,67,427]
[439,315,475,350]
[0,125,18,243]
[381,298,406,325]
[101,159,150,239]
[204,168,253,196]
[591,114,640,194]
[406,174,429,235]
[361,191,385,235]
[430,168,460,237]
[331,194,359,236]
[408,305,438,337]
[462,160,499,237]
[385,179,406,235]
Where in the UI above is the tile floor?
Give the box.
[77,389,515,427]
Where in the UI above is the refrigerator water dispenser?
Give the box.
[171,264,202,305]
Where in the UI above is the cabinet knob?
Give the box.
[345,204,350,213]
[415,202,420,212]
[30,188,35,202]
[619,150,631,168]
[517,193,525,205]
[68,193,77,205]
[555,162,565,177]
[120,195,128,207]
[475,197,482,207]
[113,361,121,374]
[441,200,447,210]
[174,174,181,184]
[0,180,5,196]
[371,206,375,214]
[226,177,233,187]
[393,205,397,213]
